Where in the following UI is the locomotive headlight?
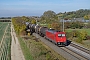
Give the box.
[58,42,60,44]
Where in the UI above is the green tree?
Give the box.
[41,10,58,24]
[57,9,90,18]
[70,21,83,29]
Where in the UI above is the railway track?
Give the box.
[33,33,90,60]
[60,47,87,60]
[61,46,90,60]
[70,43,90,54]
[66,43,90,60]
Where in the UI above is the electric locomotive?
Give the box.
[45,29,67,46]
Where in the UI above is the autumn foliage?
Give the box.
[51,22,61,30]
[12,17,26,35]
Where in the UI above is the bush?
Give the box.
[66,30,88,43]
[76,37,83,43]
[66,30,79,40]
[78,30,87,40]
[72,30,79,37]
[66,32,73,39]
[70,22,84,29]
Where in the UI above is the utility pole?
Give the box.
[62,15,64,32]
[62,19,64,32]
[58,15,64,32]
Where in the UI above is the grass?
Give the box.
[18,35,65,60]
[65,28,90,36]
[18,37,33,60]
[83,40,90,49]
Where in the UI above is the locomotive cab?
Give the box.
[56,32,67,46]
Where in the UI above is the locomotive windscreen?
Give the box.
[58,34,61,37]
[62,34,65,36]
[58,34,65,37]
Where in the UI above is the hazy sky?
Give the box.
[0,0,90,17]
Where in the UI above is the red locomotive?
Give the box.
[45,29,67,46]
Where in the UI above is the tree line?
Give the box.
[40,9,90,23]
[12,9,90,35]
[12,16,37,35]
[57,9,90,19]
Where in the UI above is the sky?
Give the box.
[0,0,90,17]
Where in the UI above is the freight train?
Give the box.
[25,23,67,46]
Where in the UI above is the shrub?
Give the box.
[72,30,79,37]
[76,37,83,43]
[66,32,73,39]
[78,30,87,40]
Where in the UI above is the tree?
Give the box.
[12,17,27,35]
[65,22,72,29]
[84,15,89,20]
[41,10,58,24]
[70,21,84,29]
[42,10,56,18]
[57,9,90,19]
[51,22,61,30]
[31,19,36,24]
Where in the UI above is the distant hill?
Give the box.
[57,9,90,19]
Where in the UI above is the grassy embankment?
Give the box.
[18,36,33,60]
[18,35,65,60]
[66,28,90,49]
